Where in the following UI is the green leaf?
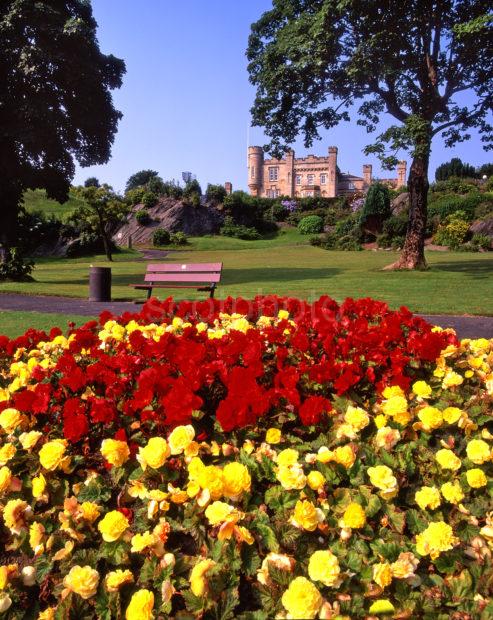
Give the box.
[241,543,262,576]
[346,550,363,572]
[447,569,473,600]
[251,520,279,552]
[34,555,54,582]
[434,550,463,575]
[406,509,427,534]
[77,478,112,503]
[216,587,239,620]
[140,557,159,584]
[99,540,130,566]
[365,494,382,518]
[386,505,406,533]
[182,589,205,614]
[94,588,111,620]
[264,485,298,511]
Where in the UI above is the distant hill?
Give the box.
[22,189,86,221]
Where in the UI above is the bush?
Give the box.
[382,215,408,240]
[336,234,363,251]
[135,209,151,225]
[220,216,261,240]
[434,214,470,248]
[183,179,202,197]
[170,231,188,245]
[428,193,481,222]
[298,215,324,235]
[470,233,491,251]
[324,208,338,227]
[272,202,288,222]
[124,187,146,206]
[430,178,478,194]
[335,214,360,238]
[360,183,391,227]
[162,181,184,199]
[206,184,227,203]
[0,247,34,281]
[152,228,171,247]
[141,191,158,209]
[435,157,477,181]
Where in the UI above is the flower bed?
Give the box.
[0,296,492,619]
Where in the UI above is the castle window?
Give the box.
[307,174,314,185]
[320,173,327,184]
[348,182,355,190]
[295,175,301,185]
[268,167,279,182]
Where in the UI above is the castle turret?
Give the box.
[363,164,372,186]
[248,146,264,197]
[327,146,338,197]
[397,161,407,188]
[224,181,232,195]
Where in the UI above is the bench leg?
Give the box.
[209,285,216,299]
[147,287,152,300]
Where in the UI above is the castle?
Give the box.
[247,146,407,198]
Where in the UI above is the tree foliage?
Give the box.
[125,170,160,192]
[71,185,128,262]
[360,183,392,226]
[247,1,493,269]
[0,0,125,248]
[435,158,477,181]
[84,177,101,188]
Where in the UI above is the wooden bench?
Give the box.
[131,262,223,299]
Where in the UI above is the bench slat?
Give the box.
[146,263,222,273]
[144,273,221,283]
[133,284,213,290]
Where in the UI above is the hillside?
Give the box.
[22,188,86,220]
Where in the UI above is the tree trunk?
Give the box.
[97,211,113,262]
[0,182,23,264]
[384,142,431,270]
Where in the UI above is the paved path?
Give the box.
[0,293,492,339]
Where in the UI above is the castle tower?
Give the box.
[285,148,295,197]
[363,164,372,186]
[224,182,232,195]
[248,146,264,197]
[397,161,407,188]
[327,146,338,197]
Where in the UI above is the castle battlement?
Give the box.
[247,145,406,199]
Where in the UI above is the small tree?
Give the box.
[247,2,493,269]
[360,183,392,232]
[206,184,227,203]
[72,185,128,261]
[84,177,100,188]
[435,158,477,181]
[125,170,160,192]
[478,163,493,178]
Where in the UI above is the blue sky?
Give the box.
[74,0,492,193]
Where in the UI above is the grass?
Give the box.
[0,233,492,315]
[0,311,93,338]
[22,189,86,221]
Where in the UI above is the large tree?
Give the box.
[247,1,493,269]
[0,0,125,253]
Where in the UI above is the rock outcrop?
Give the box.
[113,198,224,246]
[391,192,409,215]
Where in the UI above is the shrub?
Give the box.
[170,231,188,245]
[336,234,363,251]
[183,179,202,197]
[298,215,324,235]
[470,233,491,251]
[435,157,477,180]
[152,228,171,247]
[162,181,184,199]
[382,215,408,240]
[335,214,360,238]
[272,202,288,222]
[141,191,158,209]
[324,208,338,227]
[428,194,480,222]
[360,183,391,227]
[434,214,470,247]
[220,216,261,240]
[206,184,227,203]
[430,178,478,194]
[135,209,150,225]
[0,247,34,281]
[124,187,146,206]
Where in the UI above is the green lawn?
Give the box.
[0,233,492,316]
[0,311,92,338]
[22,188,86,220]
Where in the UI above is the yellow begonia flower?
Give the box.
[32,473,47,499]
[308,550,341,587]
[369,600,395,615]
[63,565,99,599]
[80,502,101,523]
[0,444,16,466]
[367,465,398,500]
[265,428,282,444]
[306,470,325,491]
[390,552,419,579]
[105,569,134,592]
[466,439,491,465]
[344,405,370,431]
[190,559,216,597]
[442,370,463,388]
[197,465,224,500]
[442,407,463,424]
[3,498,30,534]
[340,502,366,529]
[277,464,307,490]
[281,576,322,620]
[417,407,443,432]
[222,462,251,500]
[168,425,195,455]
[19,431,43,450]
[440,481,465,504]
[412,380,432,398]
[382,385,405,399]
[97,510,129,542]
[290,500,324,531]
[0,408,23,434]
[39,439,70,471]
[277,448,299,467]
[415,521,458,559]
[125,589,154,620]
[130,531,157,553]
[101,439,130,467]
[205,501,236,526]
[333,445,356,469]
[29,521,45,553]
[466,468,488,488]
[373,562,392,588]
[0,467,12,495]
[128,480,148,500]
[415,486,441,511]
[374,414,388,429]
[435,449,461,471]
[137,437,170,471]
